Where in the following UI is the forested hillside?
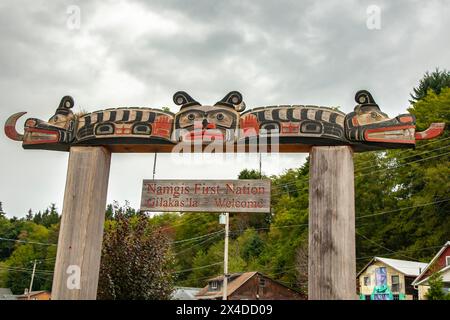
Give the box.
[1,70,449,297]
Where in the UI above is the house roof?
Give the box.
[195,271,303,299]
[0,288,13,295]
[172,287,201,300]
[357,257,428,277]
[196,272,257,299]
[413,265,450,286]
[16,290,49,298]
[412,241,450,286]
[0,288,16,300]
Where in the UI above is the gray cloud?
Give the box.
[0,0,449,217]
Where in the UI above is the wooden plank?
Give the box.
[141,179,271,213]
[308,146,356,300]
[51,146,111,300]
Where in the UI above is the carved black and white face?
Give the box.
[174,105,239,143]
[172,91,244,143]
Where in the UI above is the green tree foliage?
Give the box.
[30,204,60,228]
[425,273,450,300]
[97,211,174,300]
[410,68,450,103]
[238,169,265,179]
[408,87,450,131]
[0,220,57,293]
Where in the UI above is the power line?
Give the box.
[356,245,444,261]
[394,135,450,155]
[0,237,57,246]
[357,151,450,177]
[356,230,417,261]
[355,198,450,220]
[355,144,450,173]
[174,231,224,256]
[172,262,223,274]
[270,139,450,197]
[0,266,54,275]
[172,229,224,245]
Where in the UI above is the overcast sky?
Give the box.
[1,0,449,217]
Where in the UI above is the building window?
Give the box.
[259,278,266,287]
[391,275,400,292]
[210,281,219,291]
[363,276,371,286]
[446,256,450,266]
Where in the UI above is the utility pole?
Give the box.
[152,153,157,180]
[28,260,37,300]
[221,212,229,300]
[259,152,262,179]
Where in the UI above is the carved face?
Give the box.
[346,106,416,146]
[174,105,239,143]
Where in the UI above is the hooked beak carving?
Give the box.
[4,112,26,141]
[415,123,446,140]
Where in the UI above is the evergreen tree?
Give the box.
[410,68,450,103]
[26,209,33,221]
[425,273,450,300]
[0,202,4,219]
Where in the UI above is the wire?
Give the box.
[356,230,417,261]
[356,245,444,261]
[0,237,57,246]
[172,262,223,274]
[172,229,224,245]
[355,144,450,173]
[174,231,224,256]
[270,139,450,197]
[356,151,450,177]
[355,198,450,220]
[0,266,53,275]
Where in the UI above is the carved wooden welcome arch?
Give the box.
[5,90,444,300]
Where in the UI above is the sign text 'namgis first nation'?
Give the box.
[140,179,271,213]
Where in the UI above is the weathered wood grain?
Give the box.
[308,146,356,300]
[51,146,111,300]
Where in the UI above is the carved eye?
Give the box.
[216,113,224,121]
[187,113,195,121]
[96,123,114,135]
[371,112,379,119]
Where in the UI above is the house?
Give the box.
[16,290,51,300]
[0,288,17,300]
[195,271,306,300]
[171,287,201,300]
[412,241,450,299]
[357,257,427,300]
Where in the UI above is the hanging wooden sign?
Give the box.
[140,179,271,213]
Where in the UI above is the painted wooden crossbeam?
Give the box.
[5,90,444,153]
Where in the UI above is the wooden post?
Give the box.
[308,146,356,300]
[222,212,229,300]
[51,146,111,300]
